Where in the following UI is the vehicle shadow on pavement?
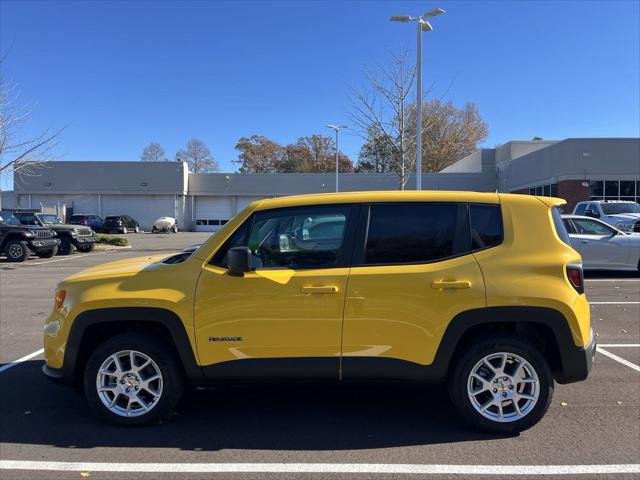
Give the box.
[0,362,510,450]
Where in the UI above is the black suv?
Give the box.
[14,212,97,255]
[103,215,140,234]
[0,211,60,262]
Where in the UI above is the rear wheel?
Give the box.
[134,226,139,233]
[171,225,178,233]
[5,239,29,262]
[37,246,58,258]
[122,226,128,234]
[448,337,553,434]
[84,333,184,426]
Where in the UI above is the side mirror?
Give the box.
[227,247,252,276]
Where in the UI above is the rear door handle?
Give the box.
[431,280,472,289]
[300,286,339,294]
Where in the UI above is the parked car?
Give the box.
[14,212,97,255]
[103,215,140,234]
[572,200,640,233]
[43,192,594,433]
[0,211,60,261]
[69,214,105,233]
[152,217,178,233]
[562,214,640,271]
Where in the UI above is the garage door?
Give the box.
[195,197,234,232]
[102,195,174,231]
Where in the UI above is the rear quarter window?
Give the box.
[551,207,572,246]
[469,204,503,251]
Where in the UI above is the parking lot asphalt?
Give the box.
[1,232,639,479]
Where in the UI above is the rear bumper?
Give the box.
[42,364,70,386]
[556,328,596,384]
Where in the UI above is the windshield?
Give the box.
[38,214,63,224]
[601,203,640,215]
[0,212,22,226]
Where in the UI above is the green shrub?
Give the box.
[95,234,129,247]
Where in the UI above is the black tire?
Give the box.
[57,238,74,255]
[152,226,158,233]
[37,246,58,258]
[134,226,139,233]
[171,225,178,233]
[122,227,128,234]
[77,243,95,253]
[4,239,29,262]
[84,333,184,426]
[448,336,553,434]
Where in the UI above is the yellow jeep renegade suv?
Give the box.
[43,191,595,433]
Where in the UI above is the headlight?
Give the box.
[615,223,632,232]
[25,231,34,237]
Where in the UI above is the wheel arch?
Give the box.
[435,307,577,383]
[63,307,204,386]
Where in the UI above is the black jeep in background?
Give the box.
[14,212,97,255]
[0,211,60,262]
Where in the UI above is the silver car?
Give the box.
[562,215,640,271]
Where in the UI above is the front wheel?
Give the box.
[448,337,553,434]
[4,239,29,262]
[171,225,178,233]
[58,239,74,255]
[121,227,128,234]
[134,226,139,233]
[84,333,184,426]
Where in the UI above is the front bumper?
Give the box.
[27,238,61,252]
[73,235,97,244]
[556,328,597,384]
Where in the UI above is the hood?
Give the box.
[64,254,172,282]
[607,213,640,222]
[0,223,52,233]
[46,223,81,231]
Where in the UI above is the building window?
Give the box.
[526,182,558,197]
[588,180,639,203]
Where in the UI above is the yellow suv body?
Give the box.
[43,191,595,432]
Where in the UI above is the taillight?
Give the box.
[566,265,584,294]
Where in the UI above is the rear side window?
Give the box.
[551,207,572,246]
[364,203,469,265]
[574,203,587,215]
[469,204,503,251]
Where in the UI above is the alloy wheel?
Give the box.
[95,350,163,417]
[467,351,539,423]
[8,244,24,259]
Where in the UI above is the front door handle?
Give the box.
[431,280,472,289]
[580,240,589,244]
[300,285,339,294]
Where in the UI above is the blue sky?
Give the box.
[1,0,639,179]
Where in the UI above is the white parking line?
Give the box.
[19,251,110,266]
[599,344,640,348]
[0,348,44,374]
[598,348,640,373]
[0,460,639,475]
[590,301,640,305]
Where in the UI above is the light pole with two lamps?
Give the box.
[390,8,445,190]
[325,124,348,192]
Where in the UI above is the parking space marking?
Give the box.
[599,344,640,348]
[598,348,640,373]
[590,301,640,304]
[1,460,639,475]
[0,348,44,374]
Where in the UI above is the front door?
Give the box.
[342,202,488,379]
[194,204,357,380]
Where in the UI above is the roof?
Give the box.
[251,190,502,210]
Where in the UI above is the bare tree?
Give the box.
[175,138,219,173]
[349,50,415,189]
[0,53,65,179]
[140,142,167,162]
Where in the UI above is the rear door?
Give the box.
[341,202,487,379]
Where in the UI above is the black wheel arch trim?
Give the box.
[47,307,204,386]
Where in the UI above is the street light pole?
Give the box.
[325,124,348,192]
[391,8,445,190]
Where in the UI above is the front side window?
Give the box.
[212,206,352,270]
[364,203,469,265]
[574,203,587,215]
[601,203,640,215]
[573,218,615,236]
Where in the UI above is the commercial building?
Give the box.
[1,137,637,231]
